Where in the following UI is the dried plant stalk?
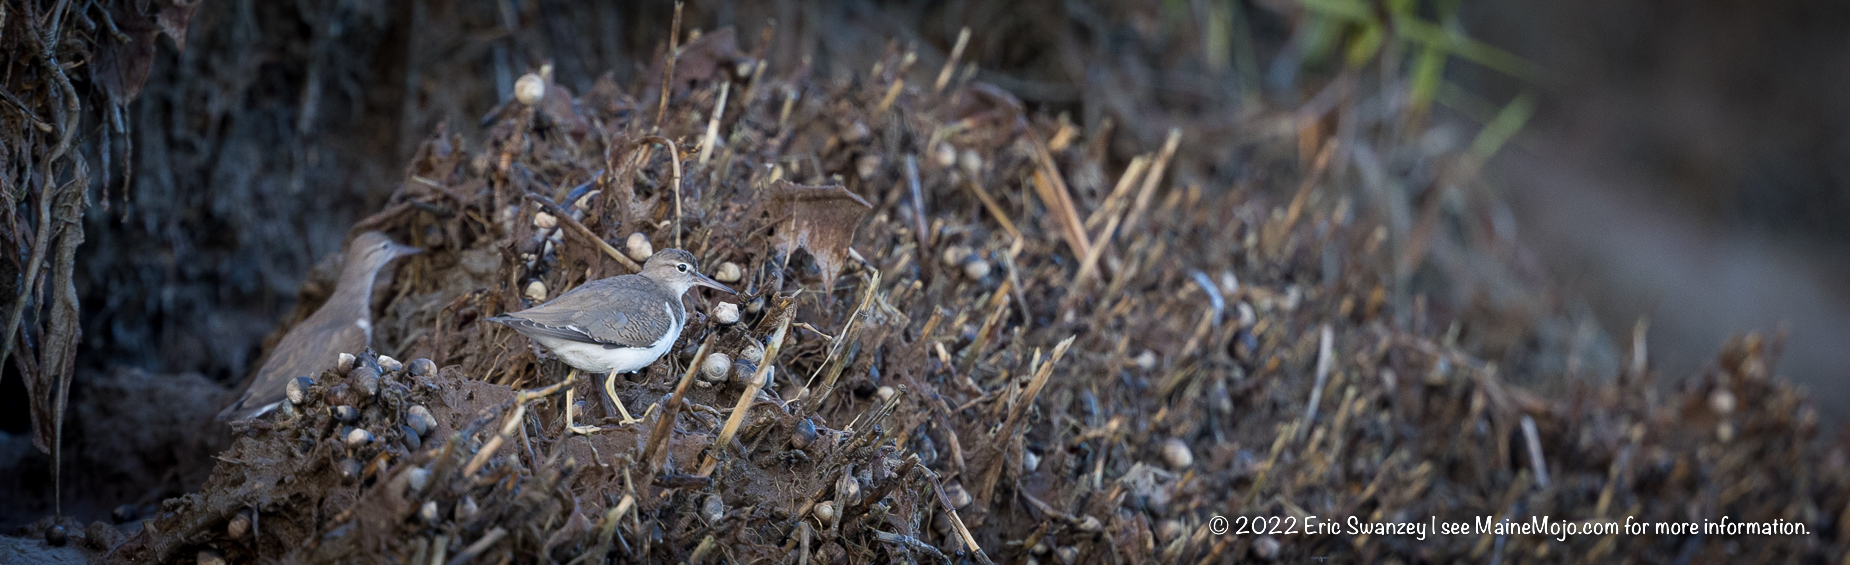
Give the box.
[1301,324,1334,440]
[700,301,794,476]
[696,81,731,169]
[934,28,971,95]
[806,270,882,415]
[637,136,685,249]
[643,336,714,470]
[1116,129,1182,239]
[526,195,641,272]
[972,336,1075,508]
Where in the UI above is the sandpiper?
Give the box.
[488,248,734,433]
[219,231,420,420]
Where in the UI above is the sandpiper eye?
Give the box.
[677,264,689,272]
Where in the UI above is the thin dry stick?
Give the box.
[934,28,972,95]
[796,521,810,565]
[642,336,714,469]
[963,178,1021,241]
[777,87,798,130]
[1521,415,1550,488]
[688,535,718,564]
[874,52,914,115]
[1027,141,1092,261]
[699,304,794,476]
[462,405,524,478]
[1116,129,1182,239]
[464,374,580,476]
[1001,245,1030,331]
[1301,324,1334,441]
[739,21,774,106]
[959,282,1010,375]
[914,307,944,357]
[655,2,684,130]
[974,336,1076,507]
[923,468,996,565]
[704,365,772,474]
[1281,139,1336,231]
[696,81,731,168]
[445,527,506,565]
[805,270,881,413]
[1083,154,1149,231]
[569,494,635,565]
[1073,156,1150,287]
[1241,421,1298,509]
[875,78,905,115]
[905,156,931,254]
[429,534,448,565]
[525,195,642,272]
[636,136,685,249]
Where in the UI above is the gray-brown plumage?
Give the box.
[487,248,733,430]
[219,231,419,420]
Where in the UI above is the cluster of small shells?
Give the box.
[939,245,991,280]
[694,349,773,390]
[280,352,442,486]
[690,282,770,390]
[519,207,566,296]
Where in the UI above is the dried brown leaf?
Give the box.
[91,0,196,103]
[765,180,872,291]
[93,9,159,104]
[156,0,202,52]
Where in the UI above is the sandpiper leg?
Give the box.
[563,369,602,435]
[604,372,643,425]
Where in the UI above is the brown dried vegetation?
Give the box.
[4,6,1848,564]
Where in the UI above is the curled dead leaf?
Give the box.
[93,0,199,105]
[94,7,159,104]
[157,0,203,52]
[764,180,872,291]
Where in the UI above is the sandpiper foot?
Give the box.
[604,372,643,425]
[563,377,603,435]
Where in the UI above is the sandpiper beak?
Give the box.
[392,243,423,257]
[691,271,736,294]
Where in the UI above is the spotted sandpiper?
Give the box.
[219,231,420,420]
[488,248,734,433]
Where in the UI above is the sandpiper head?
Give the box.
[349,231,421,269]
[642,249,736,295]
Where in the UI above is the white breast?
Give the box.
[533,303,681,374]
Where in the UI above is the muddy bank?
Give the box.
[1,1,1848,563]
[54,32,1850,563]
